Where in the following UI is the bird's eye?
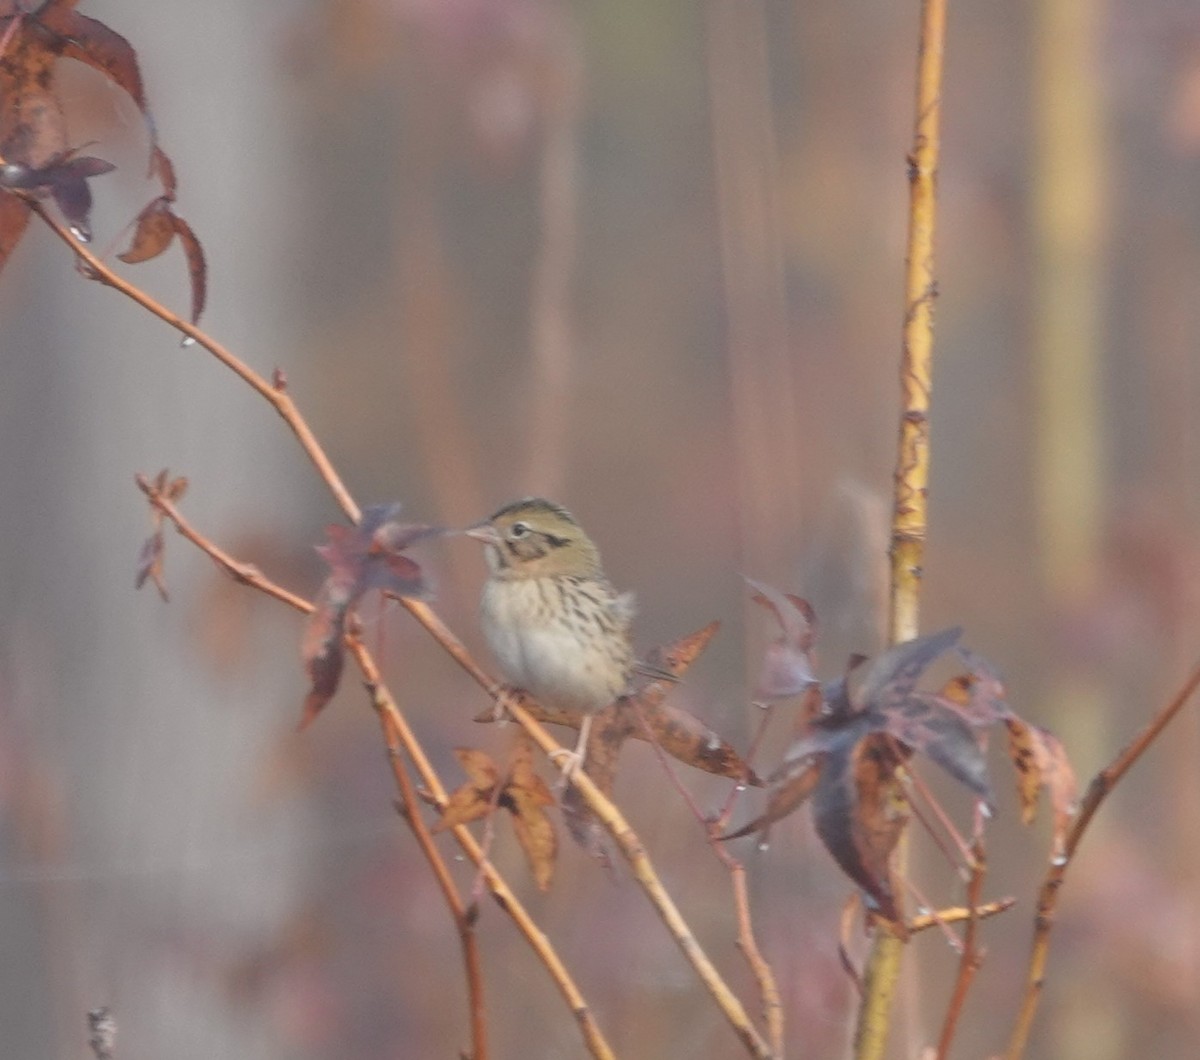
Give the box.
[510,522,531,539]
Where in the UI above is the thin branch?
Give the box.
[726,854,785,1057]
[908,897,1013,935]
[375,700,488,1060]
[1005,660,1200,1060]
[33,204,360,523]
[628,700,783,1055]
[501,697,776,1060]
[934,842,987,1058]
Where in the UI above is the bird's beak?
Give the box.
[464,523,501,546]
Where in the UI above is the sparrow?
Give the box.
[466,497,636,779]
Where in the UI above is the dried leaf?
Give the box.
[0,189,30,269]
[812,737,909,926]
[853,626,962,717]
[579,701,628,797]
[638,700,760,784]
[134,526,168,601]
[456,746,501,788]
[49,10,150,115]
[0,3,203,311]
[118,198,208,322]
[885,695,993,806]
[299,505,442,727]
[746,577,818,699]
[1005,717,1078,857]
[723,752,823,840]
[118,197,175,263]
[439,796,497,832]
[502,735,557,891]
[945,648,1010,727]
[299,592,347,731]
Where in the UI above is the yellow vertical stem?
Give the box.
[1026,0,1110,1054]
[854,0,947,1057]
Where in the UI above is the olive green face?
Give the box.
[476,498,600,577]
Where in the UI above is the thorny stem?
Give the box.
[1005,660,1200,1059]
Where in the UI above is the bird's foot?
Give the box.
[476,684,523,725]
[549,746,586,789]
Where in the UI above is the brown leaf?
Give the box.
[0,17,66,169]
[117,198,208,322]
[580,701,630,797]
[942,649,1010,727]
[49,10,150,116]
[118,197,175,263]
[1005,718,1078,858]
[298,596,346,731]
[812,737,909,928]
[171,209,207,323]
[433,748,500,832]
[722,752,823,841]
[637,699,760,784]
[0,189,31,272]
[503,735,556,891]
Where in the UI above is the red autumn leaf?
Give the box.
[118,197,208,322]
[746,576,818,699]
[0,2,206,315]
[299,505,441,728]
[118,197,175,263]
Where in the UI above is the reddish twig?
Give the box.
[628,699,783,1055]
[376,703,488,1060]
[1005,661,1200,1059]
[934,841,987,1058]
[33,204,360,523]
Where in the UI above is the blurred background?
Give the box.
[1,0,1199,1056]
